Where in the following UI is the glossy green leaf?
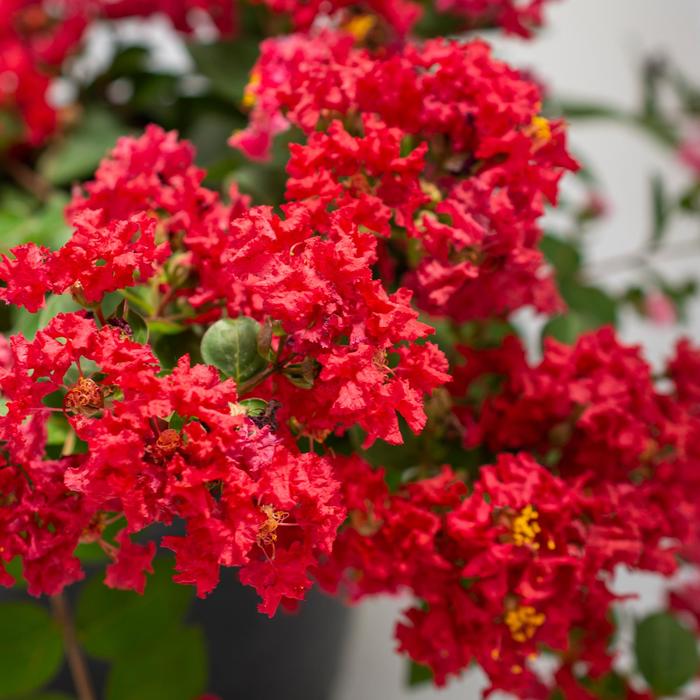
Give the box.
[201,316,266,383]
[105,627,207,700]
[76,557,192,660]
[239,397,268,417]
[0,603,63,698]
[127,309,149,344]
[634,612,699,696]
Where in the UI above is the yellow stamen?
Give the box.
[504,605,545,643]
[529,115,552,144]
[242,71,261,109]
[343,14,376,42]
[511,504,541,548]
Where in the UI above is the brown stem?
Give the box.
[50,593,97,700]
[151,285,178,321]
[237,365,279,396]
[2,158,52,202]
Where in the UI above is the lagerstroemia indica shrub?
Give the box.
[1,1,700,699]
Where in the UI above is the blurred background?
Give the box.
[331,1,700,697]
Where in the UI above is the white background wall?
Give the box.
[332,1,700,698]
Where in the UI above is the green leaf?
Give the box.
[634,612,699,696]
[147,319,186,335]
[126,309,149,344]
[0,192,70,252]
[105,627,207,700]
[239,397,268,417]
[11,694,76,700]
[407,660,434,687]
[561,284,618,326]
[0,602,63,698]
[76,557,192,660]
[650,173,670,250]
[540,234,582,280]
[188,40,260,103]
[541,312,591,345]
[200,316,266,383]
[12,292,82,340]
[555,100,626,121]
[38,108,126,185]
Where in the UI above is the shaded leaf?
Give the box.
[634,612,699,696]
[76,557,192,660]
[188,40,260,103]
[0,603,63,698]
[38,108,126,185]
[105,627,206,700]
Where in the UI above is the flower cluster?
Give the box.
[0,121,451,610]
[3,2,700,698]
[235,33,577,320]
[0,311,345,614]
[323,328,700,695]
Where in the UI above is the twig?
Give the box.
[50,593,97,700]
[583,237,700,280]
[2,158,52,202]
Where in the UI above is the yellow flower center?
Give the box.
[505,605,545,643]
[511,504,541,548]
[529,115,552,144]
[343,14,376,42]
[242,71,261,109]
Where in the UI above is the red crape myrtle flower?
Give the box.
[452,327,700,571]
[234,33,577,321]
[0,312,345,612]
[322,452,658,696]
[61,124,450,448]
[436,0,553,37]
[0,211,169,312]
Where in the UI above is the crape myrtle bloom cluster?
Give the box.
[0,306,346,614]
[322,329,700,695]
[0,122,450,611]
[234,32,577,321]
[0,0,556,150]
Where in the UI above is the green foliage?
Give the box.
[634,612,699,696]
[126,309,149,344]
[407,660,434,687]
[10,694,76,700]
[75,557,207,700]
[38,108,126,185]
[188,40,260,104]
[542,284,618,345]
[0,192,70,252]
[104,627,207,700]
[0,603,63,698]
[201,316,267,384]
[76,558,192,660]
[650,173,670,249]
[540,233,618,344]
